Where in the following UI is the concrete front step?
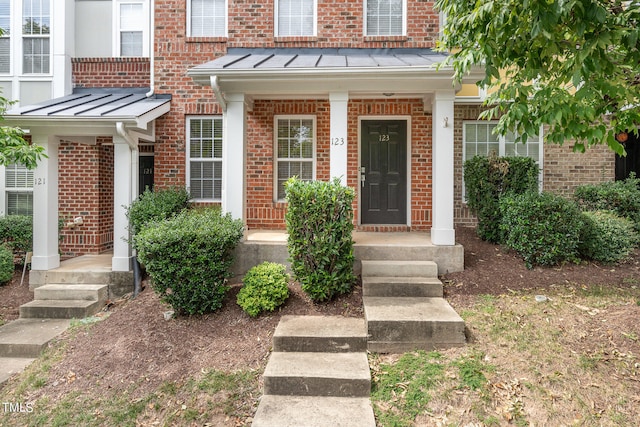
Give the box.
[34,284,108,301]
[19,299,104,319]
[252,395,376,427]
[0,318,70,358]
[263,352,371,397]
[362,276,443,298]
[364,296,466,353]
[0,357,36,385]
[361,260,438,278]
[273,316,367,353]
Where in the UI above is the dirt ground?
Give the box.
[1,225,639,425]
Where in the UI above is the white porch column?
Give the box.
[112,137,133,271]
[223,93,246,221]
[31,135,60,271]
[329,92,349,184]
[431,90,456,246]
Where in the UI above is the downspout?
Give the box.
[211,76,227,111]
[116,122,142,297]
[145,0,155,97]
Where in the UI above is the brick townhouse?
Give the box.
[1,0,631,278]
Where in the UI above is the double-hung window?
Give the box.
[0,0,9,74]
[275,116,315,201]
[187,117,223,201]
[22,0,50,74]
[188,0,227,37]
[463,121,543,195]
[276,0,316,37]
[5,163,33,216]
[115,1,148,57]
[365,0,405,36]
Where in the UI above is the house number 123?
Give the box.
[331,137,345,146]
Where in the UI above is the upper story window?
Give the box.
[22,0,50,74]
[187,117,223,201]
[0,0,9,74]
[188,0,227,37]
[365,0,405,36]
[275,116,315,201]
[276,0,316,37]
[115,1,149,57]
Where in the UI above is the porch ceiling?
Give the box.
[188,48,483,98]
[3,88,171,136]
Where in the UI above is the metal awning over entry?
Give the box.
[187,47,477,100]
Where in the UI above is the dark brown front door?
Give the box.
[361,120,407,224]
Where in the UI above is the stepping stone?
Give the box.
[19,299,104,319]
[263,352,371,397]
[364,296,466,353]
[362,276,443,297]
[0,357,36,385]
[34,284,107,301]
[0,318,70,358]
[252,395,376,427]
[273,315,367,353]
[361,260,438,278]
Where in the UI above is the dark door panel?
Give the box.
[361,120,407,224]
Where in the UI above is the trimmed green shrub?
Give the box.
[0,215,32,259]
[237,262,290,317]
[285,177,356,302]
[134,208,243,315]
[126,186,191,240]
[464,155,539,243]
[575,174,640,231]
[500,192,584,268]
[579,210,638,264]
[0,245,14,284]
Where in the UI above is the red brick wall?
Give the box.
[59,139,114,257]
[72,58,150,88]
[244,98,432,230]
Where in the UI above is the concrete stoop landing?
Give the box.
[252,316,376,427]
[362,260,466,352]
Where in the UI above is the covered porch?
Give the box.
[4,88,171,282]
[188,48,483,247]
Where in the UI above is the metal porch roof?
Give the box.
[5,88,171,122]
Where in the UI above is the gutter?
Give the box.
[116,121,137,149]
[210,76,227,111]
[146,0,155,97]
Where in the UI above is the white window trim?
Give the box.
[2,163,34,216]
[186,0,228,37]
[20,0,51,75]
[273,115,317,202]
[274,0,318,37]
[0,0,10,75]
[186,116,224,202]
[462,120,544,199]
[113,0,149,57]
[363,0,407,37]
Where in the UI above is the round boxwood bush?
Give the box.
[579,210,638,264]
[134,208,243,315]
[0,245,14,285]
[500,192,584,268]
[237,262,290,317]
[126,186,191,239]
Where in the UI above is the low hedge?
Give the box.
[134,208,243,315]
[126,186,191,241]
[0,215,32,261]
[575,174,640,231]
[579,210,638,264]
[0,245,14,284]
[500,192,584,268]
[237,262,290,317]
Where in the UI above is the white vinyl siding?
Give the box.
[365,0,405,36]
[188,0,226,37]
[276,0,316,37]
[275,116,315,201]
[187,117,223,201]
